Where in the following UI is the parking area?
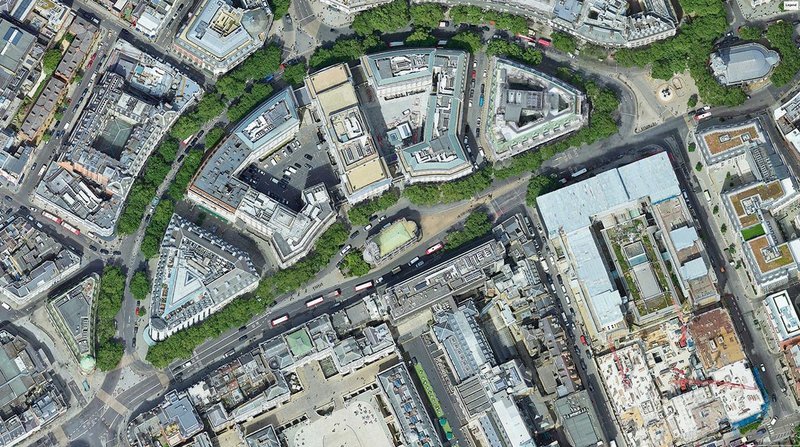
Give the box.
[239,116,340,210]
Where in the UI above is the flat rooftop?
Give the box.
[764,290,800,344]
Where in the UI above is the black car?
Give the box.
[100,249,110,255]
[113,250,122,256]
[238,335,248,341]
[579,359,587,370]
[304,154,313,160]
[239,325,247,331]
[89,245,98,251]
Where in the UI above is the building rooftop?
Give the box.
[377,363,442,447]
[190,89,300,212]
[245,425,279,447]
[709,360,765,426]
[432,300,495,383]
[487,58,586,160]
[554,390,602,447]
[382,240,506,322]
[0,216,81,304]
[0,19,34,91]
[764,290,800,346]
[148,215,259,340]
[306,64,391,204]
[537,152,680,329]
[362,49,473,183]
[710,43,780,86]
[47,275,97,368]
[173,0,271,75]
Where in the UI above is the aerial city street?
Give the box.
[0,0,799,445]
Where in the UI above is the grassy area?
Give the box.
[741,223,766,241]
[414,363,444,417]
[412,364,455,438]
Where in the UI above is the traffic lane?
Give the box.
[403,336,467,446]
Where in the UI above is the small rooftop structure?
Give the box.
[710,43,780,86]
[46,274,98,372]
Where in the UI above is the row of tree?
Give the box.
[444,210,493,250]
[347,189,400,226]
[765,22,800,87]
[146,222,350,367]
[95,267,126,371]
[486,39,542,66]
[117,139,181,235]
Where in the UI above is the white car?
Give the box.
[365,224,373,231]
[340,244,352,255]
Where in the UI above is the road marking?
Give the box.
[95,389,128,415]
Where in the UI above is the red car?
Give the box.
[580,335,588,346]
[425,242,444,255]
[471,70,477,79]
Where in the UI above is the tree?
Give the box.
[340,251,371,277]
[445,210,493,250]
[687,94,698,108]
[486,40,542,66]
[130,271,151,301]
[310,38,366,68]
[766,22,800,87]
[695,162,703,171]
[446,31,482,54]
[406,29,437,47]
[352,0,409,35]
[410,3,445,29]
[348,189,400,226]
[551,32,577,54]
[95,267,126,371]
[282,63,307,87]
[713,205,719,214]
[688,142,696,152]
[738,25,763,41]
[42,49,62,76]
[204,127,225,149]
[227,83,274,123]
[721,223,727,233]
[526,175,556,205]
[449,5,484,25]
[269,0,290,16]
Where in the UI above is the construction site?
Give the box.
[598,308,768,446]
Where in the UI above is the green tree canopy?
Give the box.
[446,31,483,54]
[410,3,445,29]
[95,267,126,371]
[445,210,493,250]
[340,251,371,277]
[282,62,307,86]
[738,25,763,41]
[405,29,437,47]
[130,271,151,301]
[348,189,400,226]
[42,49,62,76]
[352,0,410,35]
[551,32,577,54]
[486,40,542,65]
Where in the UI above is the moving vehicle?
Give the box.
[409,256,420,265]
[61,221,80,235]
[271,314,289,327]
[571,167,588,178]
[694,111,711,121]
[42,210,62,224]
[580,335,588,345]
[326,289,342,298]
[425,242,443,255]
[365,224,373,231]
[391,265,402,274]
[306,296,324,308]
[0,302,9,310]
[354,281,373,292]
[536,37,552,47]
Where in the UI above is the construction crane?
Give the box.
[608,337,631,388]
[671,368,756,391]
